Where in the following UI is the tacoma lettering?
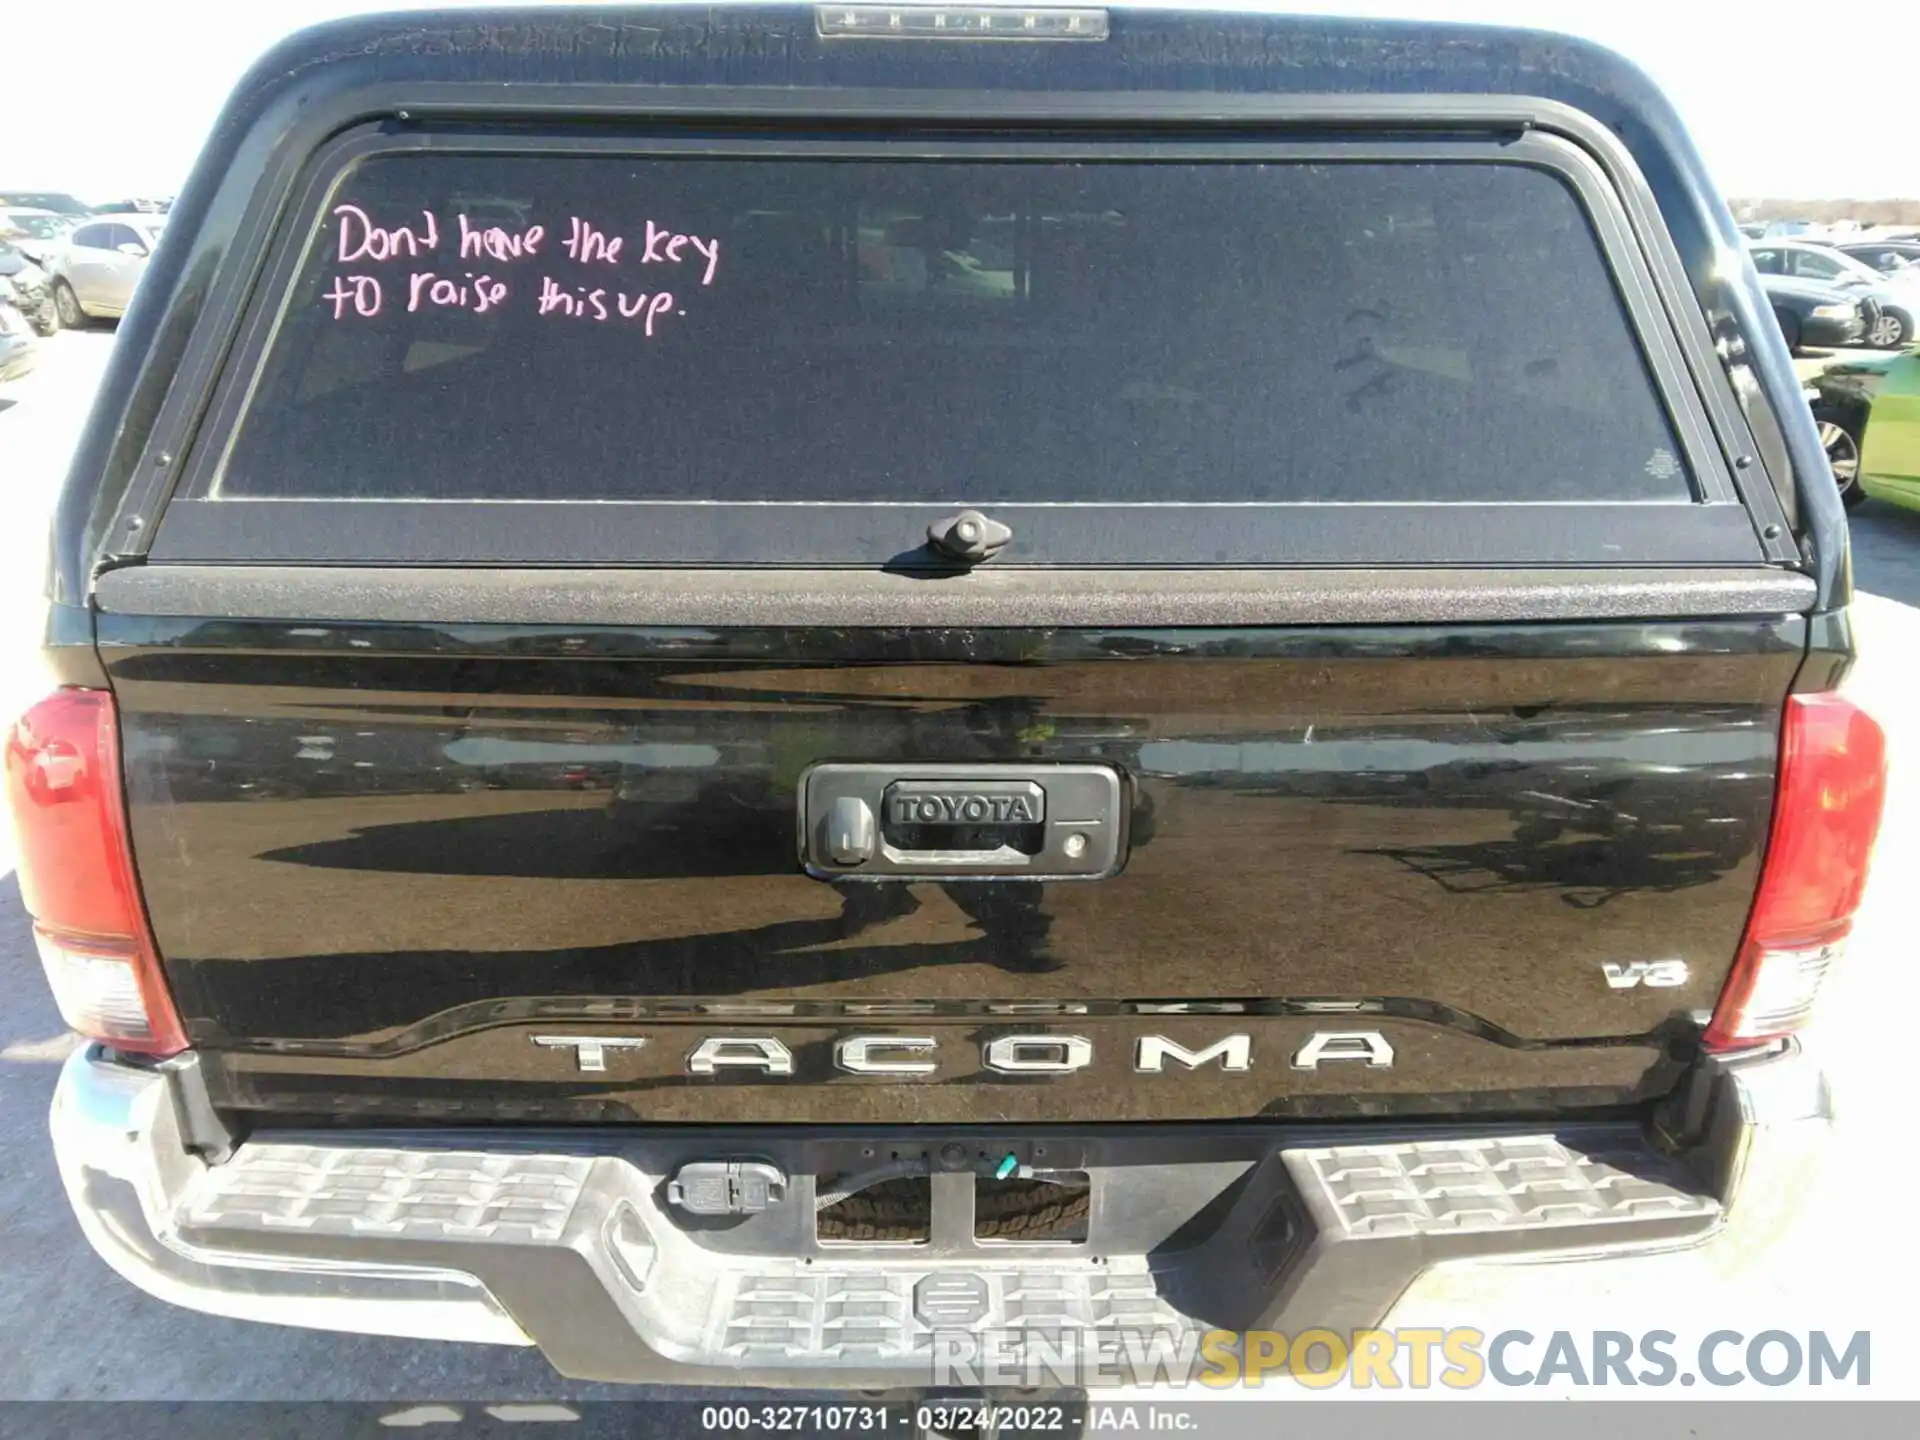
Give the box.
[524,1032,1392,1075]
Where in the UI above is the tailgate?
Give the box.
[93,116,1808,1124]
[100,602,1803,1123]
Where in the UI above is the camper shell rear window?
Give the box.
[155,128,1768,567]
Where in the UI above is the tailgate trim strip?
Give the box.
[96,564,1817,628]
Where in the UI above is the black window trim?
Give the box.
[123,101,1796,571]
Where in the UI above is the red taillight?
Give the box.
[1704,692,1887,1052]
[4,687,186,1055]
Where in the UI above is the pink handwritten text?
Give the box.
[537,278,610,321]
[536,277,678,335]
[409,271,509,315]
[617,290,677,336]
[333,205,440,263]
[458,214,545,262]
[562,218,624,266]
[639,222,721,285]
[322,201,721,329]
[323,275,383,318]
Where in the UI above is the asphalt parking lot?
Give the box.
[1,330,1918,1404]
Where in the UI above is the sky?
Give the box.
[11,0,1919,202]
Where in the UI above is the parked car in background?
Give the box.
[88,196,172,215]
[1810,344,1920,511]
[0,278,40,382]
[1840,240,1920,279]
[1806,382,1867,508]
[0,208,76,266]
[1748,240,1914,348]
[1759,272,1864,352]
[0,239,58,335]
[0,190,92,218]
[47,212,164,326]
[1762,239,1920,296]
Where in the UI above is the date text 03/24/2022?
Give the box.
[697,1405,1105,1434]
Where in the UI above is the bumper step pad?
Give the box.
[179,1146,595,1243]
[1284,1134,1719,1239]
[715,1267,1184,1364]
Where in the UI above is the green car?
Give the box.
[1810,344,1920,509]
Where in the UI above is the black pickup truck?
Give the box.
[8,3,1887,1392]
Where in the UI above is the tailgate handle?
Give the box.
[802,763,1124,879]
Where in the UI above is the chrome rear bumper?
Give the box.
[50,1041,1820,1386]
[50,1048,531,1346]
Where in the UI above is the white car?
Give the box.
[0,207,76,266]
[48,212,165,325]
